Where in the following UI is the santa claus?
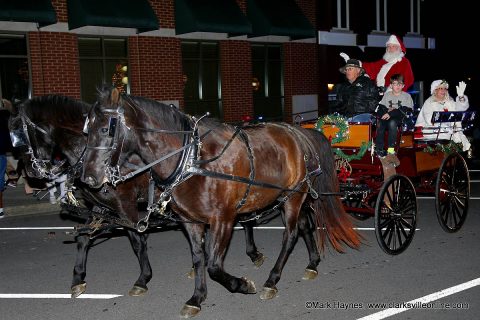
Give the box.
[340,35,414,92]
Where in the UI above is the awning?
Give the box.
[247,0,315,40]
[67,0,159,33]
[0,0,57,27]
[175,0,252,36]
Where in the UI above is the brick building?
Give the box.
[0,0,435,124]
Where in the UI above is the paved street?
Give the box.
[1,175,479,320]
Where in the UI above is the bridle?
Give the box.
[84,96,200,187]
[10,109,68,180]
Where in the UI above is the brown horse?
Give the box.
[82,87,361,317]
[8,95,267,303]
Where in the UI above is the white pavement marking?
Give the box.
[356,277,480,320]
[232,227,419,231]
[0,227,419,232]
[0,293,122,299]
[417,196,480,200]
[0,227,74,230]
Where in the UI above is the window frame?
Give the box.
[181,40,222,119]
[78,36,129,103]
[0,33,31,102]
[251,43,284,121]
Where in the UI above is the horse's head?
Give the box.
[8,96,89,179]
[82,86,193,188]
[8,100,56,179]
[82,86,132,188]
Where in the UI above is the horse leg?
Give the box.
[260,198,303,300]
[298,207,320,280]
[239,220,265,268]
[125,230,152,297]
[180,222,208,318]
[206,221,256,294]
[71,233,91,298]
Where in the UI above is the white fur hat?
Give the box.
[386,34,406,53]
[430,80,449,95]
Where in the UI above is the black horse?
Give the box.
[82,87,362,317]
[7,94,267,302]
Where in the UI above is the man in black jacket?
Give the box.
[330,59,380,119]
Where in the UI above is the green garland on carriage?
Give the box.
[315,114,371,162]
[423,141,462,154]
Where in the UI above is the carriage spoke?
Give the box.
[397,220,409,239]
[383,222,394,246]
[395,222,404,248]
[451,203,460,225]
[441,202,449,221]
[399,203,415,216]
[379,216,391,230]
[453,195,466,209]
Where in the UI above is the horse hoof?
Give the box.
[71,282,86,298]
[241,277,257,294]
[302,268,318,280]
[260,286,278,300]
[180,304,201,318]
[128,285,148,296]
[186,268,195,279]
[253,254,266,268]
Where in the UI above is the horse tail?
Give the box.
[306,130,363,253]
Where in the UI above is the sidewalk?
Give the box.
[2,182,61,217]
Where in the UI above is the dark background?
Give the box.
[421,1,476,105]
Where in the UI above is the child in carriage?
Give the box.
[374,74,414,157]
[415,79,470,151]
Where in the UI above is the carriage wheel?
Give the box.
[435,152,470,233]
[374,174,417,255]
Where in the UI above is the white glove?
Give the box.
[456,81,467,97]
[339,52,350,62]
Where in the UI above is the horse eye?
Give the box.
[100,127,109,134]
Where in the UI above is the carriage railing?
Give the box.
[419,111,476,141]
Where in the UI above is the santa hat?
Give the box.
[386,35,406,53]
[430,80,449,95]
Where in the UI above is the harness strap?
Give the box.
[236,129,255,210]
[187,166,312,193]
[109,130,212,185]
[194,126,242,165]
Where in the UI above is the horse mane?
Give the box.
[21,95,91,130]
[97,85,229,134]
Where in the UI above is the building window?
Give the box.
[78,37,128,103]
[335,0,350,30]
[0,35,30,103]
[181,41,221,119]
[251,44,284,121]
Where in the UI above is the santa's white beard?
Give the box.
[383,51,404,62]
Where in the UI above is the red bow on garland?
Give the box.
[338,166,351,182]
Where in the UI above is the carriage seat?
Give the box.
[413,110,476,146]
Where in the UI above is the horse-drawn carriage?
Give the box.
[7,88,474,317]
[303,110,475,255]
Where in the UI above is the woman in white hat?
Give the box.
[415,80,470,151]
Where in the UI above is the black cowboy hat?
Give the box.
[339,59,364,74]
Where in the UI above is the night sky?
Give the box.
[422,1,476,103]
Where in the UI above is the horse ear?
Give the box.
[1,98,15,115]
[111,88,120,105]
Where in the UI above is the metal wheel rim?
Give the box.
[435,153,470,233]
[375,174,417,255]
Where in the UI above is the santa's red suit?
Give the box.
[362,35,414,92]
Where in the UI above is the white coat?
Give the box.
[415,95,470,151]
